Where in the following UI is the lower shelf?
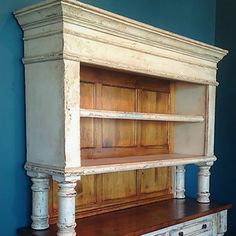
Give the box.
[18,198,231,236]
[25,154,217,177]
[76,154,216,175]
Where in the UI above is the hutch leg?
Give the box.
[217,210,228,235]
[175,165,185,199]
[30,173,50,230]
[57,182,77,236]
[197,162,213,203]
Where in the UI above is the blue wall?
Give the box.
[1,0,228,235]
[212,0,236,235]
[0,1,40,236]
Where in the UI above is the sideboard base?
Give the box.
[18,198,231,236]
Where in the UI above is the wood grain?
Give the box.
[49,65,174,220]
[80,109,204,122]
[80,82,94,148]
[81,65,172,159]
[19,199,232,236]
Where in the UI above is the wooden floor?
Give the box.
[18,198,231,236]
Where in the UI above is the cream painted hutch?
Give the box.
[14,0,230,235]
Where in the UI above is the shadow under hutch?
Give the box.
[14,0,231,235]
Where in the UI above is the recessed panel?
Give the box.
[140,167,170,193]
[101,85,136,147]
[139,90,169,146]
[101,171,137,201]
[76,176,97,206]
[101,85,135,112]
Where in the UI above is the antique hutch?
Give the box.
[14,0,230,235]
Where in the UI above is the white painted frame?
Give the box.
[143,212,228,236]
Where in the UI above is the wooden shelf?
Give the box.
[24,154,217,177]
[67,154,217,176]
[18,198,232,236]
[80,109,204,122]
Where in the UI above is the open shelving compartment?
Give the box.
[48,64,216,221]
[78,65,211,172]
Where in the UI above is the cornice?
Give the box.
[14,0,228,64]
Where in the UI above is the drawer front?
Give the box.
[143,215,216,236]
[170,220,212,236]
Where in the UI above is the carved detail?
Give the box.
[197,162,213,203]
[30,174,50,230]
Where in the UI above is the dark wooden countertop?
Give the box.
[18,198,231,236]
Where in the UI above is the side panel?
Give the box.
[25,60,65,169]
[173,82,206,155]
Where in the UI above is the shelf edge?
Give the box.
[25,155,216,179]
[80,109,204,122]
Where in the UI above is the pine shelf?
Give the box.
[25,154,216,177]
[69,154,216,176]
[80,109,204,122]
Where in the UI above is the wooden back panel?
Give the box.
[49,66,173,222]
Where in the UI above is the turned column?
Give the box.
[28,172,50,230]
[175,165,185,199]
[56,181,77,236]
[197,162,213,203]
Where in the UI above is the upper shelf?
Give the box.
[80,109,204,122]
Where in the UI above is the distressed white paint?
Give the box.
[14,0,226,62]
[143,212,227,236]
[197,162,213,203]
[14,0,227,86]
[173,82,206,156]
[64,60,81,169]
[205,85,216,156]
[57,181,77,236]
[24,61,66,169]
[28,172,50,230]
[24,155,217,177]
[24,59,81,171]
[170,220,212,235]
[175,165,185,199]
[217,210,227,235]
[80,109,204,122]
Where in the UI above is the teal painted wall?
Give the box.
[0,1,40,236]
[1,0,230,235]
[212,0,236,235]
